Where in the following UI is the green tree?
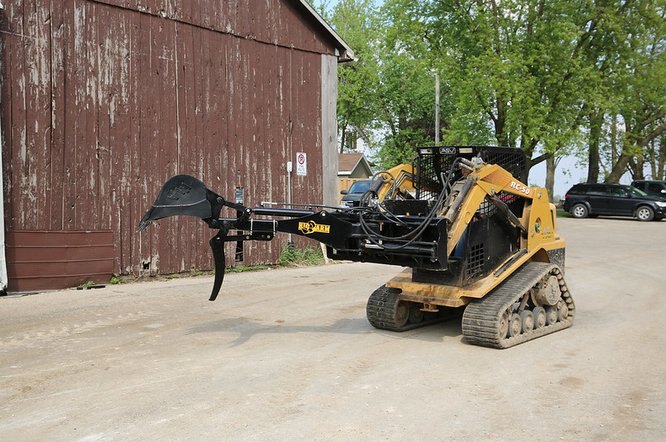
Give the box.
[604,1,665,183]
[322,0,665,189]
[372,0,443,167]
[327,0,382,153]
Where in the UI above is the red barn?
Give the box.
[0,0,352,292]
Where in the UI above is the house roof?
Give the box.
[338,153,373,176]
[296,0,355,62]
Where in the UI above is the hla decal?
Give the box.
[298,220,331,235]
[510,181,531,195]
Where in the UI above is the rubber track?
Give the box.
[461,262,575,349]
[366,286,458,332]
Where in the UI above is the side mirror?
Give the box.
[340,189,348,195]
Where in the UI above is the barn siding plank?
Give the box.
[1,0,23,231]
[8,0,28,230]
[23,0,52,230]
[61,0,77,231]
[95,2,111,231]
[49,0,66,231]
[134,11,153,273]
[123,7,141,274]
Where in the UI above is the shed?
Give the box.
[338,153,373,178]
[0,0,353,292]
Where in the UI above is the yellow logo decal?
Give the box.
[509,181,531,196]
[298,221,331,235]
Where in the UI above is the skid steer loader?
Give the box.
[139,146,574,348]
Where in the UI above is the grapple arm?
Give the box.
[138,175,447,301]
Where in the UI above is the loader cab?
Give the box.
[411,146,527,286]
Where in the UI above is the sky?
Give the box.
[530,156,585,198]
[529,152,635,197]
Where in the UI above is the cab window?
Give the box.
[586,185,607,195]
[610,187,629,197]
[628,187,648,197]
[648,183,665,193]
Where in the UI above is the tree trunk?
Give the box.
[648,139,657,179]
[494,96,507,146]
[545,155,556,201]
[607,117,666,182]
[633,153,645,180]
[587,111,602,183]
[340,122,348,154]
[606,137,634,183]
[610,115,618,169]
[658,136,666,180]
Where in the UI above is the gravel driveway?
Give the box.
[1,217,665,441]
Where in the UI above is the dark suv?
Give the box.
[631,180,666,198]
[340,179,375,208]
[563,183,666,221]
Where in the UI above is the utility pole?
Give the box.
[435,74,440,145]
[286,161,293,246]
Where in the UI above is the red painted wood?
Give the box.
[6,230,114,291]
[1,0,338,286]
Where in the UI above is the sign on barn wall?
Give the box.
[296,152,308,176]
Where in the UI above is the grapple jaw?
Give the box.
[138,175,225,231]
[139,175,230,302]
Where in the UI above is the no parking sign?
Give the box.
[296,152,307,176]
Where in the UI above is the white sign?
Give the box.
[296,152,307,176]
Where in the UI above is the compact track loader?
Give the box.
[139,146,574,348]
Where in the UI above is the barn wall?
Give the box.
[92,0,339,56]
[1,0,336,287]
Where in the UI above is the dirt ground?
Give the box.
[1,217,665,441]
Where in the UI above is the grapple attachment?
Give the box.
[140,172,449,302]
[139,175,233,301]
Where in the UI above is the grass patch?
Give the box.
[557,209,571,218]
[277,245,324,267]
[227,264,271,273]
[149,245,325,282]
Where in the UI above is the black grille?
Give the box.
[415,146,527,202]
[466,243,485,279]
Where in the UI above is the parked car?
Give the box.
[340,179,375,208]
[563,183,666,221]
[631,179,666,198]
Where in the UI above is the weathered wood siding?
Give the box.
[1,0,338,284]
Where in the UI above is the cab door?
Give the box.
[584,185,610,214]
[608,186,634,215]
[647,182,666,197]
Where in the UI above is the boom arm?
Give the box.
[442,162,535,256]
[138,175,447,301]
